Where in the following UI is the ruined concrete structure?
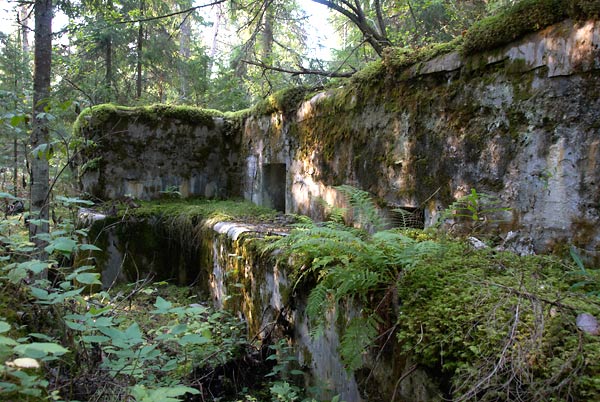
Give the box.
[78,19,600,259]
[77,18,600,401]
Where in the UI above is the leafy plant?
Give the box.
[438,188,510,234]
[269,186,441,371]
[568,246,600,297]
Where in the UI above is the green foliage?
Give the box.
[568,246,600,297]
[0,200,258,401]
[382,37,463,72]
[437,188,510,234]
[461,0,600,55]
[73,103,225,134]
[269,186,441,370]
[396,242,600,401]
[125,198,278,222]
[252,86,310,116]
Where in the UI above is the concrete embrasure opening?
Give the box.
[262,163,286,212]
[387,206,425,229]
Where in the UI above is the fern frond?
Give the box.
[339,314,380,372]
[331,265,383,302]
[316,196,347,224]
[336,185,388,233]
[306,281,333,323]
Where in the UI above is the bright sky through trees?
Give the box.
[0,0,336,59]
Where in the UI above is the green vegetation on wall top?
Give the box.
[250,86,310,116]
[73,103,225,135]
[462,0,600,55]
[111,198,279,224]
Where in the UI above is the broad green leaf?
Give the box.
[29,287,49,300]
[62,288,84,298]
[75,272,101,285]
[124,323,143,342]
[169,323,188,335]
[45,237,77,255]
[29,333,54,342]
[178,334,209,346]
[152,296,172,313]
[82,335,110,343]
[162,359,178,372]
[79,244,102,251]
[9,115,26,126]
[92,317,113,327]
[14,342,69,359]
[65,321,86,331]
[0,335,18,346]
[55,195,94,206]
[0,321,11,333]
[19,260,49,274]
[98,326,125,341]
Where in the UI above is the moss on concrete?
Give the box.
[397,241,600,400]
[462,0,600,55]
[73,103,225,136]
[251,86,310,116]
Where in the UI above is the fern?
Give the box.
[336,185,388,233]
[339,315,380,372]
[267,185,445,372]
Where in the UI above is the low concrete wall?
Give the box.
[87,215,440,401]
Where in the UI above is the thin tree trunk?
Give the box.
[136,0,145,99]
[30,0,52,260]
[261,10,273,62]
[105,0,113,101]
[207,3,222,74]
[13,139,18,196]
[21,5,30,53]
[179,8,191,100]
[14,5,30,196]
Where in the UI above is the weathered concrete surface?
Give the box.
[242,19,600,260]
[77,18,600,257]
[78,114,240,200]
[87,215,439,401]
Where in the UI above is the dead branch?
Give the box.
[242,59,354,77]
[117,0,226,24]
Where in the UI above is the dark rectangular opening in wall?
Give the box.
[263,163,286,212]
[387,206,425,229]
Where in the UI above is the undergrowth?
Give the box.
[266,186,600,401]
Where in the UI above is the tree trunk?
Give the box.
[261,10,274,62]
[30,0,52,259]
[14,5,30,197]
[13,139,18,197]
[207,3,223,74]
[136,0,145,99]
[105,0,113,101]
[179,8,191,100]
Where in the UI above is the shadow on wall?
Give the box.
[262,163,286,212]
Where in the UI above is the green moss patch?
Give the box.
[251,86,310,116]
[397,241,600,400]
[462,0,600,55]
[382,37,463,73]
[73,103,225,135]
[128,198,278,222]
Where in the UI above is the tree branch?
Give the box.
[117,0,226,24]
[242,59,353,78]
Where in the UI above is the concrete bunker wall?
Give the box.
[78,111,241,200]
[77,20,600,257]
[241,19,600,259]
